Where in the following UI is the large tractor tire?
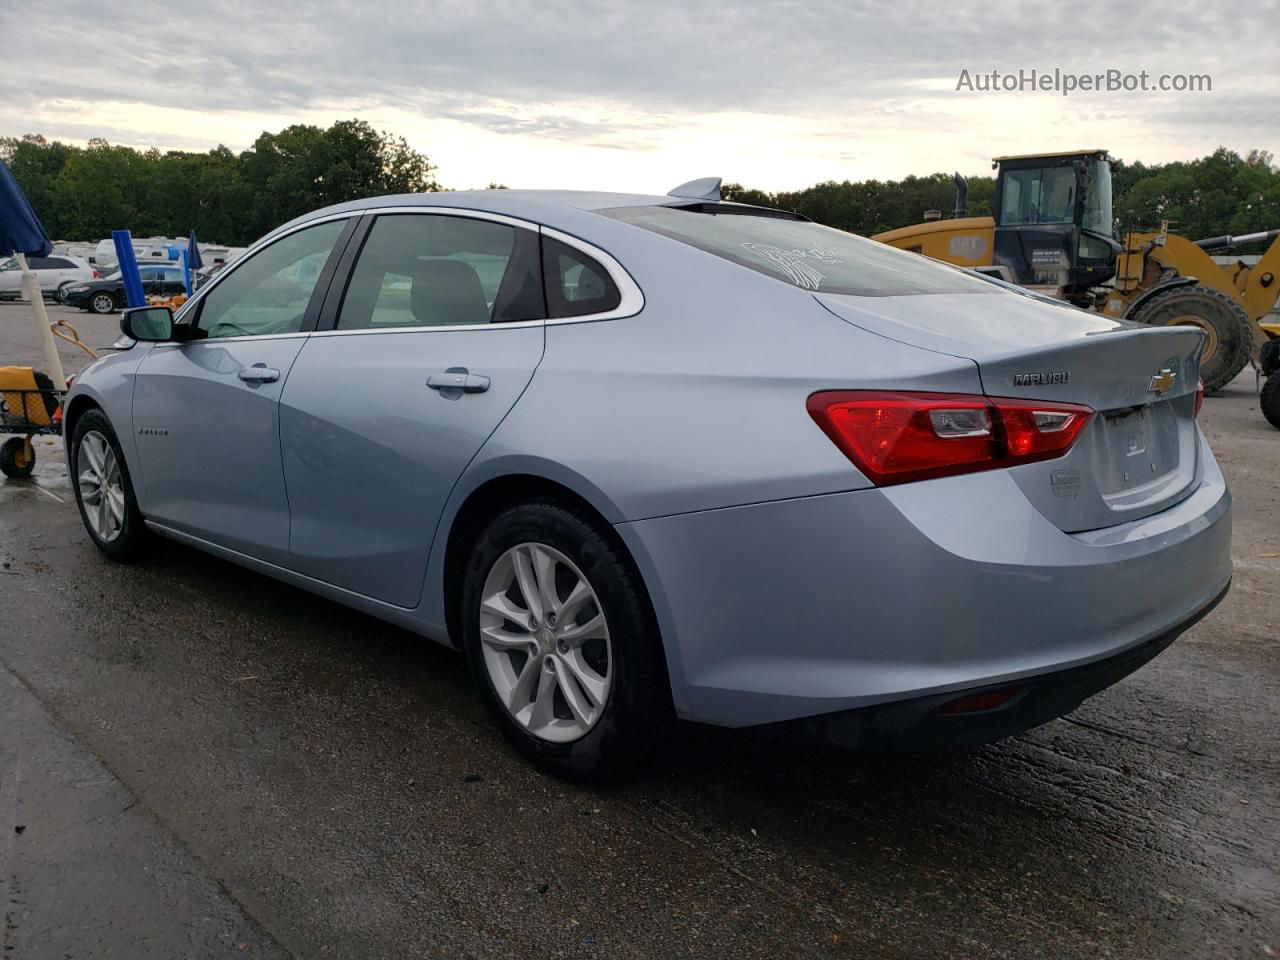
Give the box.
[1261,374,1280,431]
[1128,285,1253,393]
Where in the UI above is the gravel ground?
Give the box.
[0,301,1276,958]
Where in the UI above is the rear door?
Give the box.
[26,256,63,294]
[131,217,354,564]
[280,210,546,608]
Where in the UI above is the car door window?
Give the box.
[335,213,542,330]
[195,219,347,339]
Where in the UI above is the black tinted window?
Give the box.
[337,214,541,330]
[28,257,56,269]
[541,237,620,318]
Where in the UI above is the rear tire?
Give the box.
[0,437,35,479]
[1261,374,1280,431]
[1128,285,1253,393]
[460,500,671,781]
[70,409,148,559]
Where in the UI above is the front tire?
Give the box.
[1261,374,1280,431]
[461,501,671,780]
[89,292,117,315]
[70,409,148,559]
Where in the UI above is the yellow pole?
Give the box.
[13,251,68,388]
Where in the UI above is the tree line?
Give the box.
[1,120,437,247]
[727,147,1280,241]
[3,121,1278,248]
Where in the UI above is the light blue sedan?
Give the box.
[63,182,1231,778]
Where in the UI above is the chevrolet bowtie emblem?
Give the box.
[1148,368,1177,394]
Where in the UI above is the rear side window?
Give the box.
[541,237,620,318]
[604,205,997,297]
[337,214,542,330]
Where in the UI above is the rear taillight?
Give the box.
[808,391,1093,486]
[1194,378,1205,417]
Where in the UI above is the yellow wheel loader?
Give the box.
[874,150,1280,393]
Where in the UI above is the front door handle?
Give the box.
[238,365,281,383]
[427,370,490,394]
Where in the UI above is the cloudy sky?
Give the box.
[2,0,1276,192]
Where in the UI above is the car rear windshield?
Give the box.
[603,205,999,297]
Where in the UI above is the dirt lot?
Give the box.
[0,301,1277,958]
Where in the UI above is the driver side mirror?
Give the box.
[120,306,174,342]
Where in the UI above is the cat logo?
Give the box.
[1148,369,1177,395]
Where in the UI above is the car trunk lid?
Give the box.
[816,290,1205,532]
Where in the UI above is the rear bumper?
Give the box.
[616,431,1232,728]
[782,580,1228,749]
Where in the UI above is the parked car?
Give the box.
[61,187,1232,779]
[58,263,187,313]
[0,254,96,300]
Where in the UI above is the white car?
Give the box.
[0,254,96,300]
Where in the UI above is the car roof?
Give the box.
[269,189,792,242]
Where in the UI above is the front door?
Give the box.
[131,218,351,564]
[280,211,546,607]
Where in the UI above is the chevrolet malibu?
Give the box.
[63,183,1232,779]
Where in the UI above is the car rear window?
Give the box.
[603,205,999,297]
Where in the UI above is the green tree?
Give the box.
[5,133,1278,249]
[3,120,438,246]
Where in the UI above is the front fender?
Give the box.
[63,347,149,503]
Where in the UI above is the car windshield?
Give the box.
[0,259,17,271]
[999,166,1079,226]
[603,205,998,296]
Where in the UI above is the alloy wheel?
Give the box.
[91,293,115,314]
[77,430,125,542]
[478,542,613,743]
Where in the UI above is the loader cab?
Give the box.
[992,151,1121,299]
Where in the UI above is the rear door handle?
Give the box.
[238,365,281,383]
[427,370,490,393]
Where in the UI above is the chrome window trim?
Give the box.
[539,225,644,324]
[172,210,356,328]
[174,204,645,340]
[360,204,539,232]
[312,319,544,338]
[149,332,311,348]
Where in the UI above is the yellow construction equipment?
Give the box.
[874,150,1280,392]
